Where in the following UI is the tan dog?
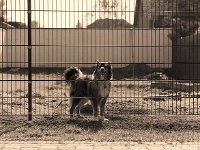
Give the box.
[64,61,112,121]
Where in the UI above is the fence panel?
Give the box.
[0,0,200,119]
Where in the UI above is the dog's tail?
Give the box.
[64,67,83,83]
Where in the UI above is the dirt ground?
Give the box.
[1,68,200,141]
[1,115,200,142]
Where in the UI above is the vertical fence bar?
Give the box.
[27,0,32,121]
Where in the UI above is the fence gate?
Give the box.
[1,0,200,120]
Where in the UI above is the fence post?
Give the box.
[27,0,32,121]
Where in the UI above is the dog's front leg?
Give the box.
[75,104,81,118]
[91,100,99,120]
[99,98,108,121]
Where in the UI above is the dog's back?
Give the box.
[70,77,92,98]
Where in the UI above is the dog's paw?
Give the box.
[98,116,109,122]
[103,118,109,121]
[69,115,75,120]
[77,114,84,119]
[68,117,75,123]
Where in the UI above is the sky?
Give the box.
[5,0,136,28]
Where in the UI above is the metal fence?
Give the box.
[1,0,200,120]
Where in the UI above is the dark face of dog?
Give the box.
[94,62,112,80]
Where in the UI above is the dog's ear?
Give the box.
[93,60,100,75]
[96,60,100,66]
[95,60,100,69]
[106,63,113,80]
[107,62,112,68]
[96,60,100,65]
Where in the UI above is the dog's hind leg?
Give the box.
[69,98,81,119]
[76,100,85,118]
[75,103,81,117]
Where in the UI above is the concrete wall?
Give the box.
[1,29,172,68]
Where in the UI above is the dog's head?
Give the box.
[93,61,112,80]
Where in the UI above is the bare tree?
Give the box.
[0,0,6,22]
[31,20,40,28]
[87,0,127,19]
[76,20,83,28]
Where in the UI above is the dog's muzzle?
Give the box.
[100,67,105,75]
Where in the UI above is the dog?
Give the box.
[64,61,112,121]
